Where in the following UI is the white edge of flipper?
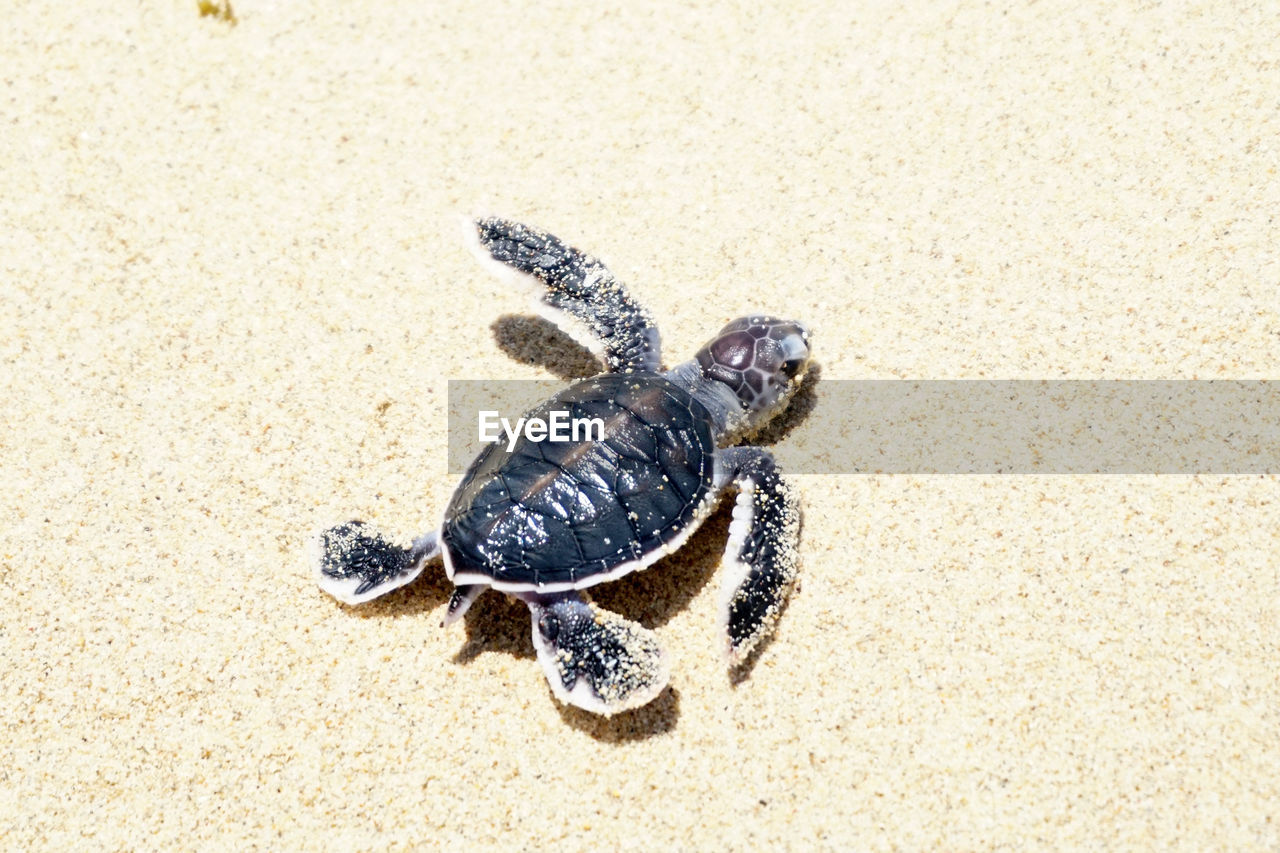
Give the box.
[716,485,758,665]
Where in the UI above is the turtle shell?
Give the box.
[443,372,716,591]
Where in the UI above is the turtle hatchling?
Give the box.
[313,217,812,715]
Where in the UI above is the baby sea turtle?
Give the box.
[313,218,812,715]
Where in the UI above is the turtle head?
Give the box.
[695,315,811,430]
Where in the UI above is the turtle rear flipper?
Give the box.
[715,448,801,665]
[526,593,670,716]
[469,217,662,373]
[442,584,484,627]
[313,521,439,605]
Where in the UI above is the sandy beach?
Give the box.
[4,1,1279,848]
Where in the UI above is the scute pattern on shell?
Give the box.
[442,372,716,588]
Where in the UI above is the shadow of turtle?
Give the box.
[590,501,732,627]
[555,685,680,742]
[450,591,533,664]
[491,314,602,381]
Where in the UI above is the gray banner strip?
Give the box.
[447,380,1280,475]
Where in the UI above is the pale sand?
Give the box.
[4,1,1279,849]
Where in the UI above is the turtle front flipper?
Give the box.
[714,447,802,665]
[469,217,662,373]
[313,521,439,605]
[524,592,670,716]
